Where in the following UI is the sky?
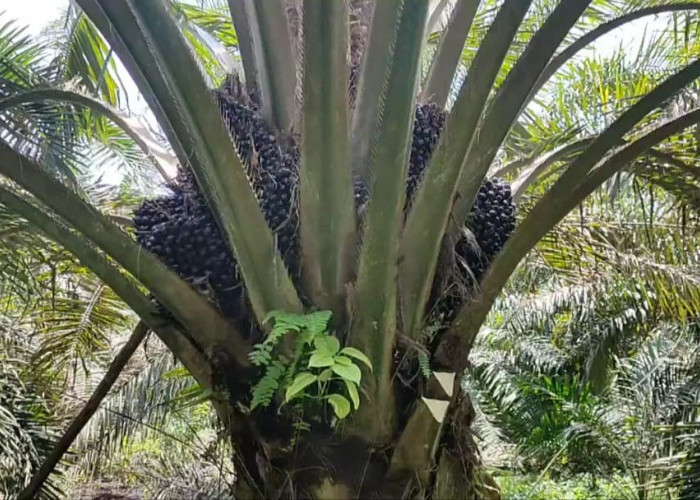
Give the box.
[2,0,65,36]
[2,0,668,90]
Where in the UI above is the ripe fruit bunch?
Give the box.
[133,173,245,319]
[406,103,446,203]
[218,93,300,263]
[132,92,515,327]
[133,91,300,321]
[434,179,516,325]
[457,178,516,280]
[353,102,447,211]
[368,102,515,287]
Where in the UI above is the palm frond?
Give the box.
[41,4,123,106]
[0,329,62,499]
[0,12,175,189]
[30,279,132,383]
[74,345,204,475]
[169,1,237,86]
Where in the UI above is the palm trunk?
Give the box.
[226,435,482,499]
[214,373,488,499]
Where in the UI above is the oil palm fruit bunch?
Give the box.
[432,179,516,324]
[133,82,301,325]
[133,95,515,327]
[133,173,246,319]
[407,103,447,202]
[458,178,516,281]
[353,102,448,210]
[215,89,300,266]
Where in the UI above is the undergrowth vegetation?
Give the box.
[468,185,700,498]
[249,310,371,421]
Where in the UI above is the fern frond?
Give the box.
[417,352,432,380]
[304,310,332,334]
[248,342,274,367]
[250,360,287,410]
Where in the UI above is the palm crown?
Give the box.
[2,0,700,498]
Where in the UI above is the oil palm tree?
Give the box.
[4,0,700,498]
[467,154,700,495]
[468,217,700,478]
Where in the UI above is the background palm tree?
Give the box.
[2,0,700,498]
[467,206,700,497]
[463,44,700,496]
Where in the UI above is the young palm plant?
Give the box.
[5,0,700,497]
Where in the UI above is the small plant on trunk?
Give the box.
[249,310,371,423]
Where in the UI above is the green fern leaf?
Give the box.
[250,359,288,409]
[305,310,332,334]
[418,352,432,380]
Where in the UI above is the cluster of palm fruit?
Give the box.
[216,90,300,265]
[133,173,246,319]
[353,103,446,210]
[457,179,516,280]
[133,84,299,321]
[132,85,515,329]
[406,103,446,202]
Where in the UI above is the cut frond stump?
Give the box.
[388,397,449,488]
[427,371,456,400]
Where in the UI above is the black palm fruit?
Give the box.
[133,172,246,319]
[437,178,516,322]
[132,77,515,330]
[459,178,516,277]
[407,103,446,203]
[133,84,300,326]
[217,91,300,266]
[353,102,447,211]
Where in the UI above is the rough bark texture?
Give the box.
[213,373,486,499]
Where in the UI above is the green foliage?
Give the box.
[418,352,432,380]
[0,327,62,499]
[471,229,700,496]
[466,171,700,495]
[68,392,236,499]
[494,471,639,500]
[250,359,286,410]
[249,310,371,421]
